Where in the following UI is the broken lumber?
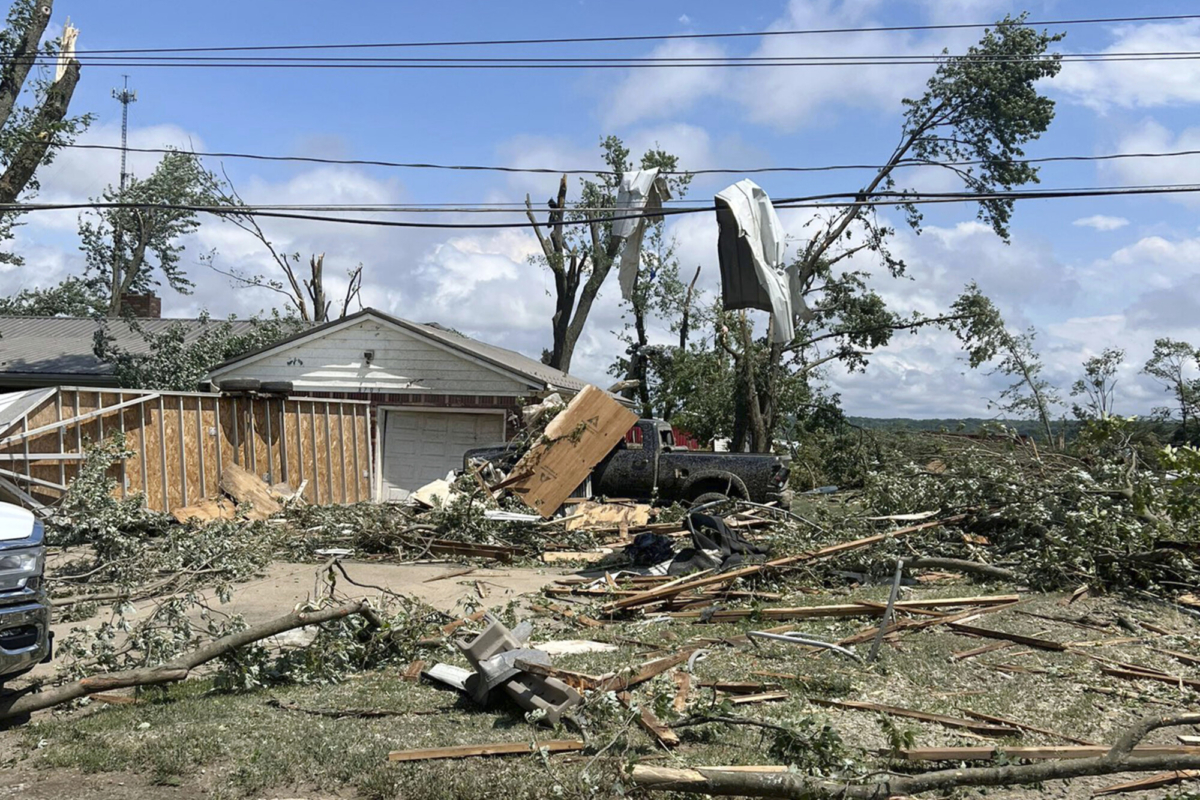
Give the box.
[950,640,1014,661]
[726,691,788,706]
[1100,666,1200,690]
[563,500,653,532]
[669,594,1019,622]
[947,622,1068,651]
[1092,770,1200,797]
[901,556,1016,581]
[423,540,522,562]
[672,671,691,714]
[619,691,679,749]
[602,515,968,613]
[220,463,282,520]
[512,659,604,692]
[506,385,639,518]
[172,497,236,524]
[601,649,697,693]
[386,739,585,762]
[809,698,1021,737]
[958,709,1098,746]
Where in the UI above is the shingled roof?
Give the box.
[0,316,261,388]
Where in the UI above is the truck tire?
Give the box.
[691,492,733,508]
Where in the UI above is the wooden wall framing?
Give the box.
[0,387,372,513]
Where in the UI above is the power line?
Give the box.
[64,14,1200,54]
[47,140,1200,177]
[5,184,1199,230]
[13,53,1200,70]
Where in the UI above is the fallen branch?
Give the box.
[631,712,1200,799]
[901,556,1017,582]
[0,599,373,720]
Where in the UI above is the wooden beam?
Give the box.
[810,698,1020,737]
[670,595,1019,622]
[0,392,161,449]
[387,740,584,762]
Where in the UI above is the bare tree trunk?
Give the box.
[0,62,80,204]
[0,0,53,130]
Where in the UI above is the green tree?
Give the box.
[1143,338,1200,441]
[92,311,305,391]
[726,16,1063,451]
[526,136,689,373]
[0,0,89,264]
[0,275,102,316]
[1071,347,1124,420]
[78,150,218,316]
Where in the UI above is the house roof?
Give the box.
[207,307,591,395]
[0,316,262,385]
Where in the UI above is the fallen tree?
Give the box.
[631,713,1200,799]
[0,599,373,720]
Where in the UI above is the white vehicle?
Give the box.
[0,502,50,687]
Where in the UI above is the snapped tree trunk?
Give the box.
[0,0,53,130]
[0,61,81,205]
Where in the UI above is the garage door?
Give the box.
[380,410,504,501]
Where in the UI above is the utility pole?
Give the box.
[111,75,136,190]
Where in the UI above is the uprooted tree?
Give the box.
[0,0,88,264]
[719,15,1064,451]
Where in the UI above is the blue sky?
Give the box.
[10,0,1200,418]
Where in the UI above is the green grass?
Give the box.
[13,582,1200,799]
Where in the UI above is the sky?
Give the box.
[6,0,1200,419]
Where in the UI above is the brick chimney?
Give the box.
[123,293,161,319]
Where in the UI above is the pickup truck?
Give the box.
[0,502,50,689]
[466,419,792,506]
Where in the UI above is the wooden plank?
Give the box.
[387,740,585,762]
[603,516,967,613]
[220,462,283,520]
[726,692,789,706]
[350,403,361,502]
[336,403,348,503]
[672,671,691,714]
[894,745,1200,762]
[670,595,1019,622]
[958,709,1098,746]
[1153,648,1200,668]
[950,640,1014,662]
[601,649,696,693]
[172,498,236,524]
[946,623,1068,652]
[618,691,679,749]
[309,402,320,504]
[402,660,426,683]
[811,698,1020,736]
[529,602,603,629]
[512,660,603,692]
[1100,666,1200,690]
[507,385,639,518]
[1093,770,1200,797]
[0,392,160,449]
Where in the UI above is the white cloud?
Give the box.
[603,39,730,128]
[1056,21,1200,110]
[1100,119,1200,204]
[1073,214,1128,231]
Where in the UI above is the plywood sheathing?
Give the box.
[0,387,371,514]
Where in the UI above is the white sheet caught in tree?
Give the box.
[714,179,795,343]
[614,168,672,300]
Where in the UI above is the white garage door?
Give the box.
[380,410,504,501]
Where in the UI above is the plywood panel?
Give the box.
[122,400,147,500]
[141,399,164,512]
[180,396,202,506]
[281,400,299,491]
[334,403,348,503]
[199,398,219,500]
[161,396,183,512]
[314,402,330,504]
[300,401,319,504]
[218,397,238,473]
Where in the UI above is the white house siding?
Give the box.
[215,319,533,395]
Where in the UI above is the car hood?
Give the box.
[0,502,35,541]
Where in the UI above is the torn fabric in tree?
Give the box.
[714,179,797,342]
[614,168,672,301]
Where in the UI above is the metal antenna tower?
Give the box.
[111,76,137,190]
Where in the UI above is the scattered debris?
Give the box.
[387,740,585,763]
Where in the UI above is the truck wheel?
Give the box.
[691,492,733,508]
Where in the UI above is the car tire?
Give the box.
[690,492,733,509]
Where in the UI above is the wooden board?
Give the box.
[507,385,637,518]
[387,740,584,762]
[220,462,282,520]
[894,745,1200,762]
[172,498,236,524]
[563,500,654,532]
